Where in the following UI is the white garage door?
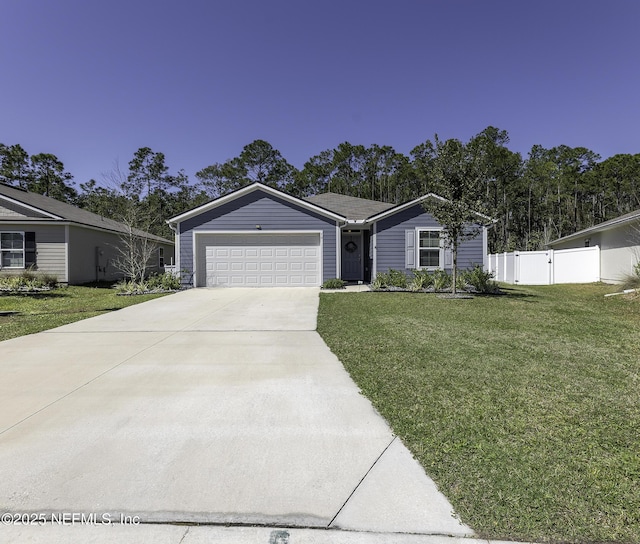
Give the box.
[199,233,321,287]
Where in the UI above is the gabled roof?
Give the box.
[367,193,495,224]
[549,208,640,246]
[168,182,496,226]
[0,183,172,243]
[303,192,395,221]
[168,182,347,224]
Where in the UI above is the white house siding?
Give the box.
[598,227,639,282]
[552,225,640,283]
[0,224,67,282]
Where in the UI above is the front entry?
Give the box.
[341,231,363,281]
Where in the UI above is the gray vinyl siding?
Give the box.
[374,204,484,273]
[68,226,175,284]
[179,191,338,284]
[68,226,123,284]
[0,224,66,281]
[0,203,28,218]
[0,200,49,219]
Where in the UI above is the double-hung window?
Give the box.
[418,229,441,268]
[1,232,25,268]
[158,247,165,267]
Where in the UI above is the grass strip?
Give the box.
[0,285,169,341]
[318,284,640,543]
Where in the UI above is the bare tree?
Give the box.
[98,164,159,283]
[112,202,158,283]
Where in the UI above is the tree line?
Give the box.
[2,127,639,250]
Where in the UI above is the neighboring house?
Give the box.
[0,183,174,284]
[548,209,640,283]
[167,182,491,288]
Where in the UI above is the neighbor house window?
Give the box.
[418,229,441,268]
[1,231,25,268]
[158,247,164,267]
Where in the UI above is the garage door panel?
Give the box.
[200,233,321,287]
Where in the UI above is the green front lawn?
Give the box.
[318,285,640,544]
[0,285,170,341]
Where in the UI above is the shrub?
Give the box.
[322,278,347,289]
[147,272,181,291]
[387,269,409,288]
[410,269,433,291]
[114,272,180,295]
[372,269,409,290]
[621,262,640,291]
[461,265,500,294]
[371,272,390,290]
[432,268,451,292]
[0,270,58,292]
[114,280,147,295]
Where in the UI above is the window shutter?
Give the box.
[440,233,453,269]
[25,231,36,269]
[405,230,415,268]
[443,247,453,268]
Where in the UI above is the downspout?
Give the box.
[166,220,179,278]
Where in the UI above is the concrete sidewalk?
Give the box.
[2,524,532,544]
[0,287,473,540]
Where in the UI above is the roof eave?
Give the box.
[549,212,640,246]
[0,194,64,220]
[367,193,494,224]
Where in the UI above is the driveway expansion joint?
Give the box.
[328,436,397,527]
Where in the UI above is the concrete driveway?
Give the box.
[0,288,472,540]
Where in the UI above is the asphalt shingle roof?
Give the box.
[0,183,172,243]
[303,192,395,221]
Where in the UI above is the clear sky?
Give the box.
[1,0,639,187]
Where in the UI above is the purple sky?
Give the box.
[1,0,639,187]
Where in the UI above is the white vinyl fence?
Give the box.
[487,246,600,285]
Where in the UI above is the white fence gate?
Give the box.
[487,246,600,285]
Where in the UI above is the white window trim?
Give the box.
[414,227,444,270]
[0,230,26,269]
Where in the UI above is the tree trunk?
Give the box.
[452,245,458,295]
